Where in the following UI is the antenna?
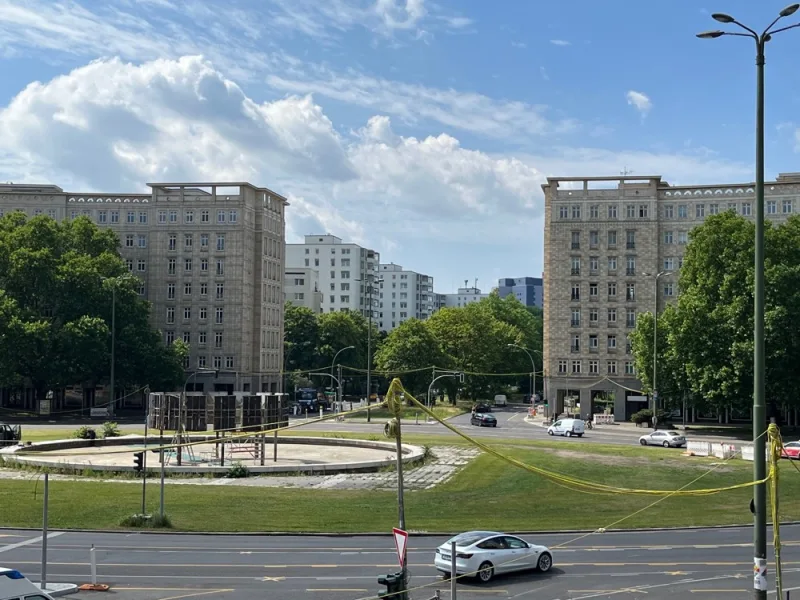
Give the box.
[474,277,478,290]
[621,167,633,176]
[464,279,468,288]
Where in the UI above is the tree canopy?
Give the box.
[0,213,186,398]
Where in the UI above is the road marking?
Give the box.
[261,576,285,582]
[667,571,690,576]
[113,589,233,592]
[0,532,63,554]
[156,590,235,600]
[689,590,746,594]
[306,589,368,593]
[507,413,520,422]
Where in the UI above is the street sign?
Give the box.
[393,527,408,567]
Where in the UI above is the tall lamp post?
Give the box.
[698,6,800,598]
[101,276,120,417]
[507,343,540,402]
[364,276,383,423]
[331,345,354,409]
[642,271,672,428]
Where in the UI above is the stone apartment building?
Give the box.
[0,181,287,409]
[543,173,800,422]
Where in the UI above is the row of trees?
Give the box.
[630,211,800,415]
[0,213,187,405]
[284,292,543,400]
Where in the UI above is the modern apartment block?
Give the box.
[498,277,543,308]
[440,284,489,308]
[285,234,380,316]
[0,181,288,401]
[284,267,323,314]
[377,263,434,331]
[543,173,800,422]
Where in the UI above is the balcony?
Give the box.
[626,242,636,250]
[571,242,580,250]
[589,346,599,353]
[570,346,580,354]
[626,269,635,276]
[571,268,580,276]
[570,320,581,327]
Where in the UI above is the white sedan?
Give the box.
[638,430,686,448]
[434,531,553,583]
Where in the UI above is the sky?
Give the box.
[0,1,799,294]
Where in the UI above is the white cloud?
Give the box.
[626,90,652,117]
[511,41,527,49]
[550,39,570,46]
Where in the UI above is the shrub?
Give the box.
[630,408,672,425]
[73,426,97,440]
[120,513,173,528]
[102,421,121,438]
[225,461,249,479]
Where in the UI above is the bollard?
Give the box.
[450,540,457,600]
[319,407,323,420]
[90,545,97,585]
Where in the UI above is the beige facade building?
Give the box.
[0,181,288,397]
[543,173,800,421]
[377,263,434,332]
[284,267,323,313]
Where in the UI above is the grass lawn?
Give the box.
[1,445,795,533]
[357,404,467,421]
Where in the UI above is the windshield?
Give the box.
[450,532,495,547]
[666,431,681,436]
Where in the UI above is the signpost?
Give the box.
[393,527,408,568]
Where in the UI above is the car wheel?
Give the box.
[577,433,583,437]
[663,441,670,448]
[548,430,554,436]
[639,439,647,446]
[492,423,497,428]
[441,571,451,580]
[565,431,572,437]
[536,552,553,573]
[477,562,494,583]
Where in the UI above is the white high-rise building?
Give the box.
[441,286,489,308]
[285,234,380,316]
[377,263,434,332]
[284,267,323,314]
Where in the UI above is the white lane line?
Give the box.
[0,532,64,554]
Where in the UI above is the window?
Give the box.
[213,356,222,369]
[558,360,568,374]
[168,235,177,251]
[678,231,688,245]
[217,210,226,223]
[125,259,133,271]
[626,230,636,249]
[216,283,224,299]
[626,282,636,301]
[125,234,134,248]
[216,234,225,251]
[341,271,350,279]
[626,256,635,276]
[638,204,648,218]
[200,283,208,296]
[571,334,580,353]
[571,284,580,301]
[608,230,617,247]
[664,282,675,297]
[571,308,581,327]
[678,204,687,218]
[166,331,175,344]
[330,270,336,280]
[158,210,167,223]
[784,200,794,214]
[767,200,777,214]
[184,282,192,296]
[139,211,148,224]
[626,308,636,328]
[589,308,599,323]
[137,234,147,248]
[728,202,737,213]
[607,334,617,349]
[589,282,598,298]
[199,307,207,320]
[182,331,191,343]
[663,231,673,244]
[571,360,581,374]
[168,258,176,275]
[679,256,684,268]
[184,258,193,272]
[590,205,599,219]
[229,210,238,223]
[607,308,617,323]
[608,282,617,298]
[201,209,209,223]
[137,259,146,272]
[183,307,191,320]
[127,210,135,224]
[589,230,599,248]
[167,283,176,299]
[215,332,223,348]
[607,360,618,375]
[185,234,193,250]
[608,204,618,219]
[216,259,224,275]
[571,231,580,250]
[340,295,350,303]
[98,210,107,223]
[695,204,705,218]
[571,205,581,219]
[664,204,674,219]
[215,307,224,324]
[589,256,599,273]
[225,356,234,369]
[198,356,207,368]
[48,209,56,219]
[166,307,175,324]
[608,256,617,271]
[742,202,752,216]
[185,210,194,224]
[201,233,209,248]
[589,360,599,374]
[110,210,119,223]
[341,282,350,291]
[589,334,598,352]
[626,204,636,218]
[199,331,207,345]
[169,210,178,223]
[571,257,581,275]
[625,361,636,375]
[559,205,568,219]
[710,203,720,215]
[664,257,674,270]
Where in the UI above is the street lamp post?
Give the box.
[365,276,384,423]
[331,345,354,410]
[100,276,119,417]
[643,271,672,429]
[698,6,800,598]
[508,343,540,403]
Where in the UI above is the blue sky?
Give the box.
[0,0,798,294]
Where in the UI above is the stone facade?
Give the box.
[543,173,800,421]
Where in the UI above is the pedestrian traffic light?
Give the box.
[133,452,144,473]
[377,572,406,600]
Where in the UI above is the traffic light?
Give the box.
[133,452,144,474]
[377,572,406,600]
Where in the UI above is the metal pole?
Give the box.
[337,364,343,415]
[159,408,165,519]
[367,281,373,423]
[753,38,767,600]
[41,473,48,590]
[141,412,148,515]
[110,285,116,417]
[653,274,659,430]
[394,412,407,590]
[90,545,97,585]
[260,395,266,467]
[273,430,278,463]
[450,540,457,600]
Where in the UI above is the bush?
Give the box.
[102,421,121,438]
[630,408,672,425]
[73,426,97,440]
[225,462,249,479]
[119,513,173,528]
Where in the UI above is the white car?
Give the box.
[547,418,585,437]
[638,430,686,448]
[434,531,553,583]
[1,567,56,600]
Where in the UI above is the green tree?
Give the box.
[374,318,449,396]
[0,213,185,402]
[283,302,321,373]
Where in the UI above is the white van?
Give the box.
[493,394,508,407]
[547,418,585,438]
[0,568,55,600]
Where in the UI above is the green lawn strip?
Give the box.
[1,447,792,532]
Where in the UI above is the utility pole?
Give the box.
[337,364,343,414]
[394,405,407,593]
[109,283,116,417]
[366,276,384,422]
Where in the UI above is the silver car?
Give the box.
[638,430,686,448]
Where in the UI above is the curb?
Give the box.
[3,522,798,537]
[35,583,78,597]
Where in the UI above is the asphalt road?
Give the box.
[1,526,796,600]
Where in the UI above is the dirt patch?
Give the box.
[518,446,736,472]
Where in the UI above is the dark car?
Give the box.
[471,413,497,427]
[473,403,492,414]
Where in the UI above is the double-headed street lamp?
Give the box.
[698,6,800,598]
[507,343,541,403]
[642,271,672,428]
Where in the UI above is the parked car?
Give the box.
[547,418,585,438]
[434,531,553,583]
[638,430,686,448]
[473,403,492,414]
[493,394,508,407]
[782,441,800,459]
[1,568,56,600]
[471,413,498,427]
